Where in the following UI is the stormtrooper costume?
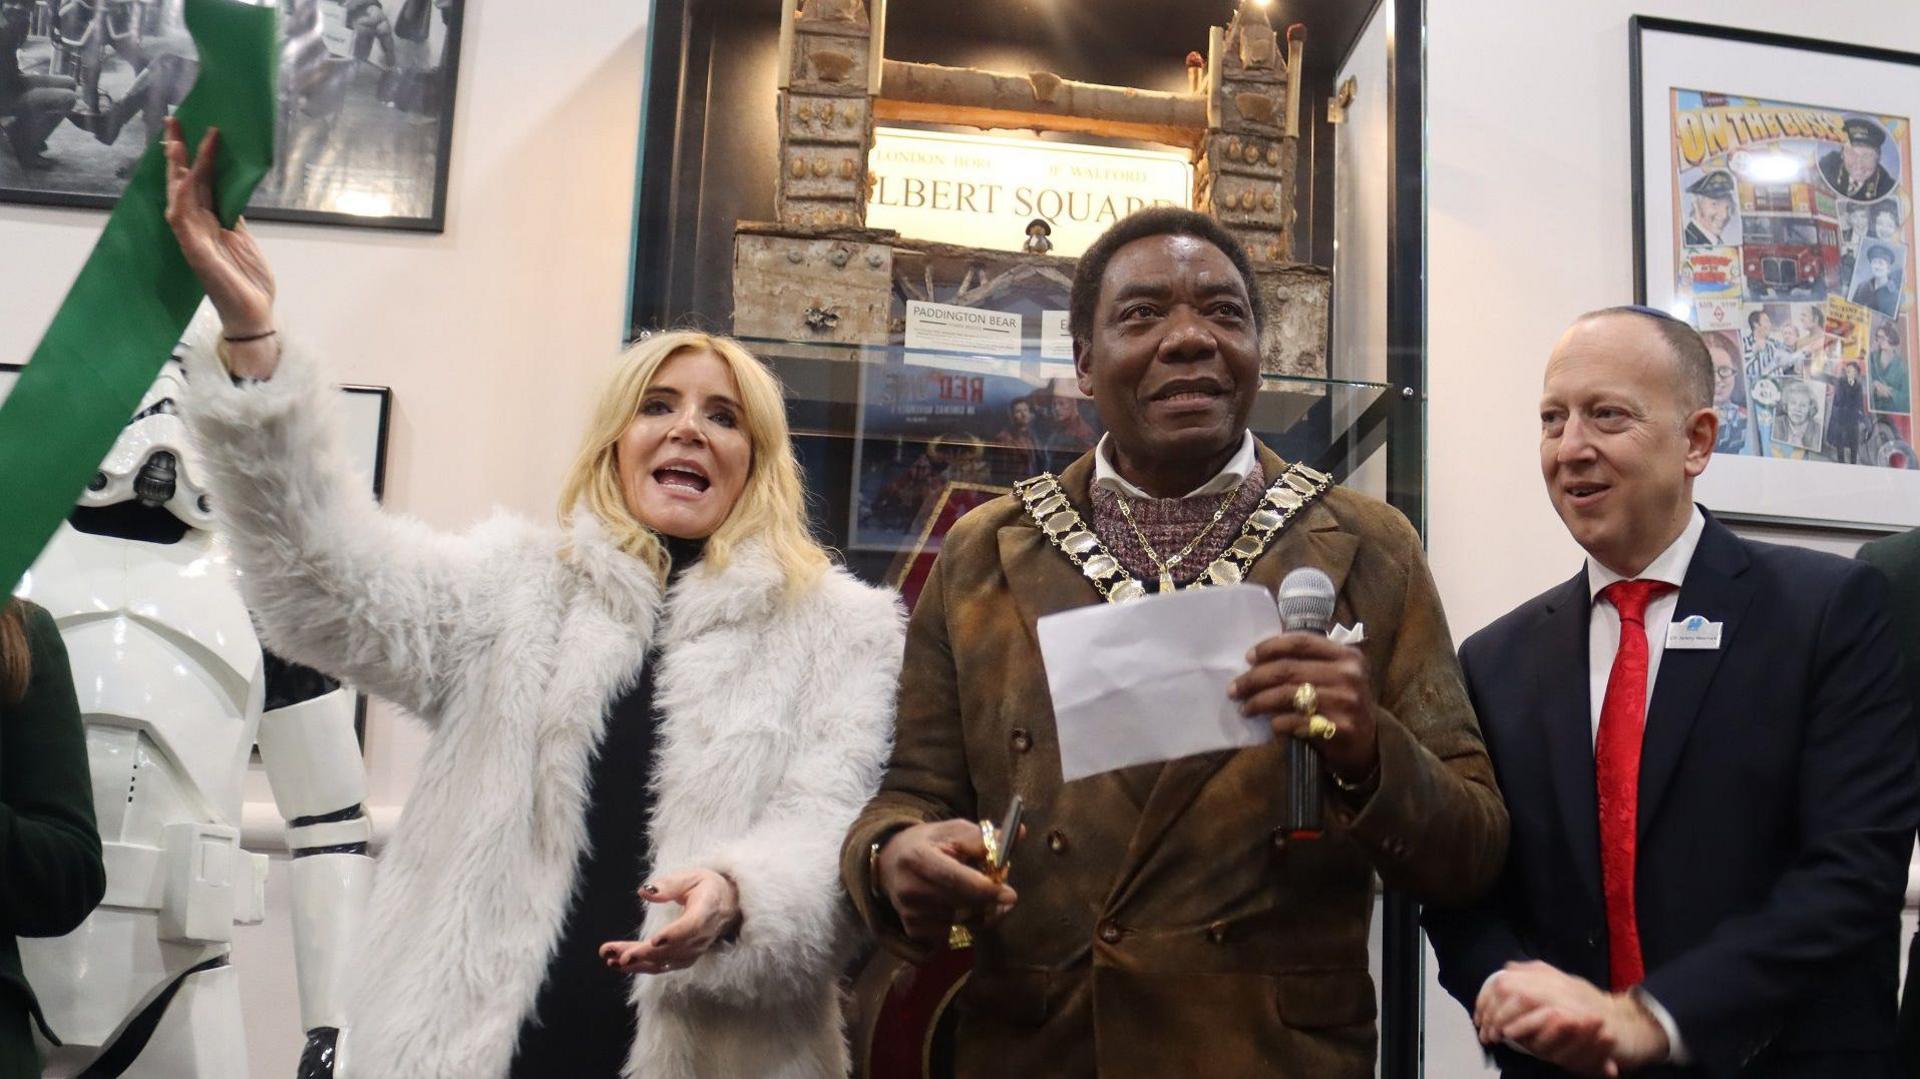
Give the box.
[16,353,373,1077]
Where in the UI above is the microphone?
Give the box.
[1277,567,1337,840]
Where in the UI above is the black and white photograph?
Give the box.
[1769,374,1831,453]
[1849,238,1908,318]
[0,0,463,229]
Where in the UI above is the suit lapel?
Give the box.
[996,453,1153,836]
[1111,445,1357,907]
[1637,514,1754,839]
[1538,571,1606,909]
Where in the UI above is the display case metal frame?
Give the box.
[628,0,1432,1072]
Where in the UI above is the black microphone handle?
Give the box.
[1284,733,1326,839]
[1279,620,1330,841]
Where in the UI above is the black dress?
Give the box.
[508,537,703,1078]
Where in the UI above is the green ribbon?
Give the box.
[0,0,275,590]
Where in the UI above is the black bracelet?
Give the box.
[223,329,278,343]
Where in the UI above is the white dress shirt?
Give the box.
[1092,429,1258,499]
[1486,506,1708,1064]
[1583,505,1707,1063]
[1585,506,1707,743]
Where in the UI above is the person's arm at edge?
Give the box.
[0,604,105,936]
[840,544,979,964]
[1333,506,1510,907]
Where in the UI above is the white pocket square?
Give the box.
[1328,622,1366,645]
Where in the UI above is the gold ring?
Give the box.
[1307,714,1338,741]
[948,923,974,949]
[1293,682,1318,717]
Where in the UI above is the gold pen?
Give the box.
[949,795,1024,949]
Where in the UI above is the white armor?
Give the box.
[15,358,373,1077]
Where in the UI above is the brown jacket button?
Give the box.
[1047,829,1068,854]
[1098,921,1123,944]
[1206,920,1229,944]
[1010,728,1032,753]
[1269,827,1289,852]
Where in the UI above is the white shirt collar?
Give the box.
[1093,430,1258,500]
[1586,505,1707,601]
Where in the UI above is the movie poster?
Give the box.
[848,355,1100,552]
[1669,90,1916,469]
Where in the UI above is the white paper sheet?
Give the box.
[1036,584,1283,782]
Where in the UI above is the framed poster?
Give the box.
[0,361,393,740]
[848,349,1099,553]
[0,0,464,230]
[1632,16,1920,530]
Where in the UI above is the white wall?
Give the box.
[1424,0,1920,1074]
[0,0,652,1070]
[1425,0,1920,634]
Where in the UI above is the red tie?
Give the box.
[1595,578,1675,991]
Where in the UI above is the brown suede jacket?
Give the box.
[841,443,1509,1079]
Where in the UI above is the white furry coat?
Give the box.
[179,335,905,1078]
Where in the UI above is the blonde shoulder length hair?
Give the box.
[556,331,829,593]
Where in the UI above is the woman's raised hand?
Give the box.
[161,116,280,378]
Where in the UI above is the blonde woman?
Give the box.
[163,120,904,1078]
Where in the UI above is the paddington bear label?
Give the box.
[905,300,1024,356]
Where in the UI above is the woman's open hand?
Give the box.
[597,868,742,976]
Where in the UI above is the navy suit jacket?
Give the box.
[1424,512,1919,1077]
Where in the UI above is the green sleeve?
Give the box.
[0,605,106,936]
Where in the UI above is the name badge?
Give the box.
[1666,615,1723,650]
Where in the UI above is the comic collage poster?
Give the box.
[1669,90,1917,469]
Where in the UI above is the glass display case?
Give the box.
[633,0,1430,1070]
[740,334,1400,589]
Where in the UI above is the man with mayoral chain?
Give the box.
[842,207,1510,1078]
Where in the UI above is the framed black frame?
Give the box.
[0,365,392,498]
[0,361,393,740]
[0,0,467,232]
[1629,15,1920,302]
[340,379,394,500]
[1629,15,1920,531]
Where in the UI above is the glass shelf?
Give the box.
[731,336,1401,590]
